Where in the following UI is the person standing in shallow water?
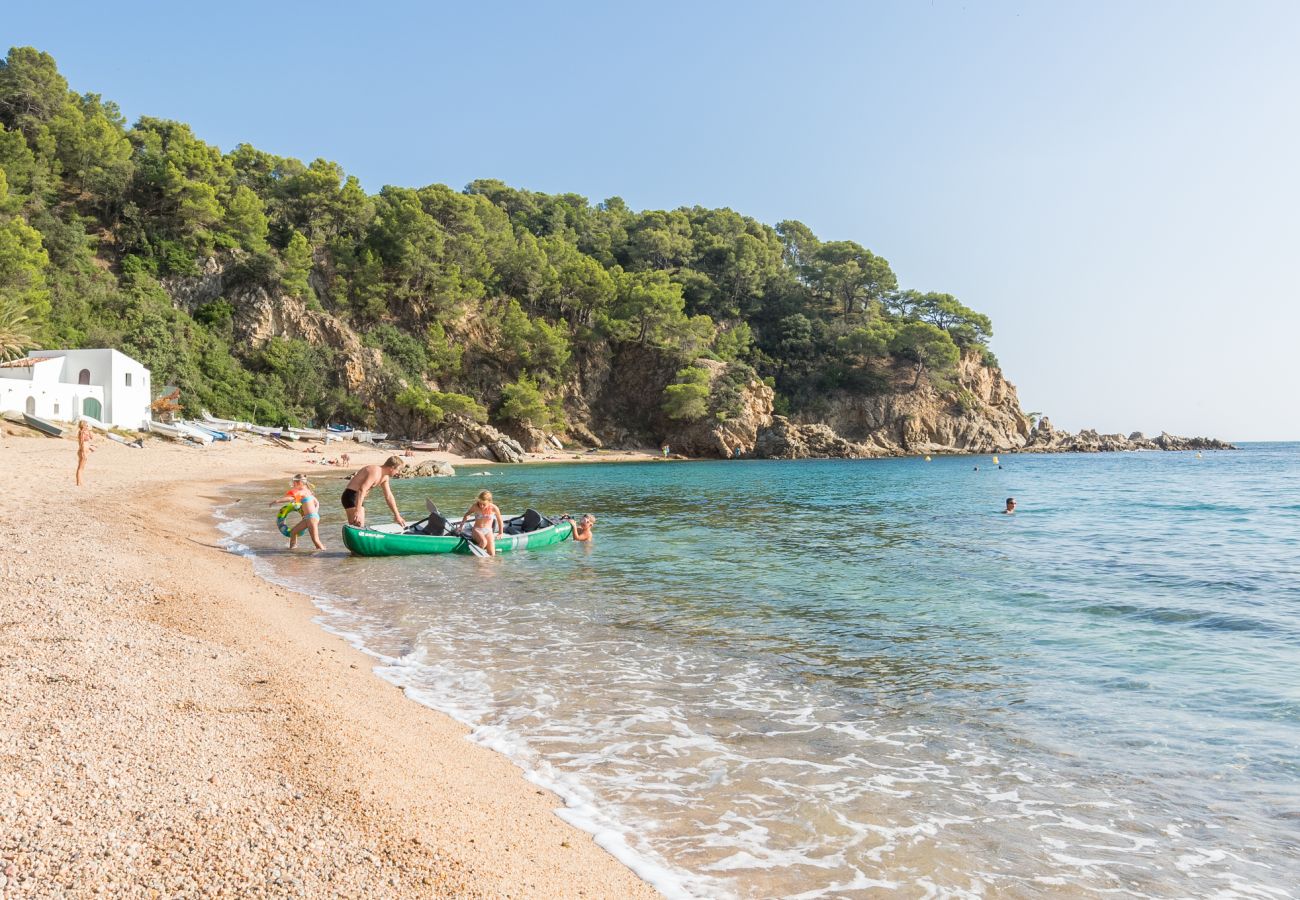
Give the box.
[341,457,406,528]
[462,490,503,556]
[76,420,94,486]
[273,475,326,551]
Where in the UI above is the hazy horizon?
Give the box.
[8,0,1298,440]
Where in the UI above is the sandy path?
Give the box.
[0,428,658,898]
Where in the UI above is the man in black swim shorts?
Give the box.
[341,456,406,528]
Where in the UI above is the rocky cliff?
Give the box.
[790,351,1033,456]
[164,256,386,401]
[161,258,1232,459]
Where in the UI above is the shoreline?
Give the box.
[0,431,657,897]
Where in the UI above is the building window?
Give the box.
[53,402,60,416]
[125,372,133,387]
[79,368,91,385]
[25,397,35,415]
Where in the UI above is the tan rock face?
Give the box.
[664,359,776,457]
[161,259,1231,457]
[165,256,384,400]
[788,352,1033,455]
[234,287,380,396]
[429,414,526,463]
[753,416,870,459]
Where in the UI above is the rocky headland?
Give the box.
[163,257,1232,461]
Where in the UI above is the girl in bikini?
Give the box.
[270,475,326,550]
[463,490,503,556]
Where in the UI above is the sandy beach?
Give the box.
[0,425,658,897]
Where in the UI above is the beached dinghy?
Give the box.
[342,510,574,557]
[202,410,253,432]
[147,419,213,445]
[22,413,65,437]
[180,420,233,440]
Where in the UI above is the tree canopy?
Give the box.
[0,46,998,428]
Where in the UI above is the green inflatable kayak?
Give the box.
[341,512,575,557]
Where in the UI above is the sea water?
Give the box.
[218,446,1300,898]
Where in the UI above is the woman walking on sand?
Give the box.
[462,490,503,556]
[76,420,94,486]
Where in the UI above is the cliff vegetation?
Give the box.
[3,46,1212,457]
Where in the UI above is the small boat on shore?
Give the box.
[201,411,253,432]
[147,419,213,445]
[342,511,574,557]
[181,420,233,440]
[22,413,64,437]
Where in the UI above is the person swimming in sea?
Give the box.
[462,490,504,556]
[1004,497,1016,514]
[571,514,596,542]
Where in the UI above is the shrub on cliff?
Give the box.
[394,384,486,427]
[663,366,711,421]
[497,375,559,428]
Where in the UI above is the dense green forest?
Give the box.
[0,46,997,433]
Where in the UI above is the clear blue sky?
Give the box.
[9,0,1299,439]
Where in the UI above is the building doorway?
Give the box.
[25,396,36,415]
[83,397,102,420]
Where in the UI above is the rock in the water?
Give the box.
[1025,417,1234,453]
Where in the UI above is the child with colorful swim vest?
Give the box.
[269,474,327,551]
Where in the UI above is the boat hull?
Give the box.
[341,521,574,556]
[23,413,64,437]
[147,419,213,444]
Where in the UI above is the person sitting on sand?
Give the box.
[572,514,596,542]
[342,457,406,528]
[462,490,503,556]
[1004,497,1016,514]
[271,475,326,550]
[76,419,95,486]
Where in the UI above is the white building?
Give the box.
[0,349,152,429]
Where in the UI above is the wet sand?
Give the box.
[0,427,658,897]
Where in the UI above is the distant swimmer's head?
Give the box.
[383,455,404,472]
[1005,497,1016,513]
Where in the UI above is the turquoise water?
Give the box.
[221,446,1300,898]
